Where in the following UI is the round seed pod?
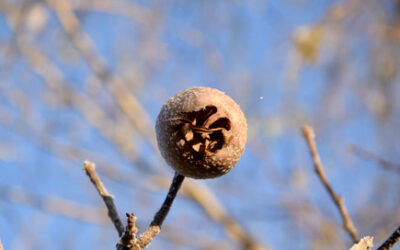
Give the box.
[156,87,247,179]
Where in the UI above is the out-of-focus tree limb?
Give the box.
[302,125,359,243]
[159,224,233,250]
[282,199,347,249]
[45,0,157,150]
[69,0,153,24]
[348,144,400,174]
[178,180,267,250]
[0,186,109,225]
[0,87,136,187]
[1,4,150,172]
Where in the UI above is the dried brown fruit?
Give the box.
[156,87,247,179]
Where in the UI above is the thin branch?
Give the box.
[377,226,400,250]
[150,172,185,227]
[83,161,124,236]
[137,172,185,248]
[81,161,186,249]
[302,125,359,243]
[348,144,400,174]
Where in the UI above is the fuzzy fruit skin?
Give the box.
[156,87,247,179]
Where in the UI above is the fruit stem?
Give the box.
[150,172,185,227]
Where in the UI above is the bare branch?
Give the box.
[137,172,184,248]
[302,125,359,243]
[377,226,400,250]
[150,173,185,227]
[83,161,124,236]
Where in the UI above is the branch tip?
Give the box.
[82,161,124,236]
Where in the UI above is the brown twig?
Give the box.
[150,172,185,227]
[348,144,400,174]
[137,172,184,248]
[302,125,359,243]
[377,226,400,250]
[82,161,124,236]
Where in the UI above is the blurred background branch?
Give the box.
[348,144,400,174]
[0,186,108,225]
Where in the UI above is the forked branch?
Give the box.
[83,161,184,249]
[117,173,185,249]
